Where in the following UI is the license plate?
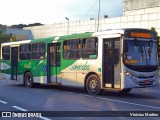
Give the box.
[144,80,151,84]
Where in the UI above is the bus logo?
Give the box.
[24,62,31,68]
[70,61,90,71]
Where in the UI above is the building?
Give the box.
[24,0,160,38]
[123,0,160,16]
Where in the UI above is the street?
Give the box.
[0,79,160,120]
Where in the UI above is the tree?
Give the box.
[0,29,15,46]
[0,31,13,43]
[0,24,7,30]
[11,23,43,29]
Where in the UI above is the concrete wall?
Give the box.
[123,0,160,10]
[123,0,160,15]
[24,20,98,38]
[24,11,160,38]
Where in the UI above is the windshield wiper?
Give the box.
[134,39,144,61]
[143,45,149,65]
[148,40,153,57]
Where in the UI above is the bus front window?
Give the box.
[124,39,158,67]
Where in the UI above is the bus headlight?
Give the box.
[125,70,137,80]
[125,70,131,76]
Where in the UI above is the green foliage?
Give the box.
[0,28,12,57]
[0,24,7,30]
[0,33,12,44]
[0,28,13,46]
[0,24,17,44]
[0,30,3,34]
[11,23,43,29]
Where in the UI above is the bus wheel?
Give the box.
[86,74,101,95]
[120,88,132,94]
[24,72,34,88]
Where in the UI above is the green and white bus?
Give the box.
[1,28,159,95]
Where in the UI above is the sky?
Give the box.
[0,0,123,26]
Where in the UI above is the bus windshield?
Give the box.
[124,39,157,66]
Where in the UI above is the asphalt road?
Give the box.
[0,79,160,120]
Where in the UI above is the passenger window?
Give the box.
[32,43,45,59]
[82,38,98,59]
[63,39,81,59]
[2,46,10,60]
[19,44,31,60]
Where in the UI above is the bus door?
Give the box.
[11,47,18,80]
[47,43,61,84]
[103,38,121,89]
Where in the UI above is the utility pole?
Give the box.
[65,17,69,35]
[97,0,101,32]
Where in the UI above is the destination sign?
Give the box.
[130,32,151,39]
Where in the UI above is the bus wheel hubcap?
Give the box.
[90,79,98,90]
[26,76,31,85]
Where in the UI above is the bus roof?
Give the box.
[1,40,31,46]
[93,29,125,36]
[30,36,55,43]
[58,32,93,41]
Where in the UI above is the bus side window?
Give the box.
[19,44,31,60]
[32,43,38,59]
[63,39,81,60]
[39,43,45,59]
[82,38,98,59]
[2,46,10,60]
[49,46,55,66]
[63,41,68,59]
[32,43,45,59]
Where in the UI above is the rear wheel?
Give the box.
[24,72,34,88]
[86,74,101,95]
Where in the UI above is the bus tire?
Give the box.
[120,88,132,94]
[24,72,34,88]
[86,74,101,95]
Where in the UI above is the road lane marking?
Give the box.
[77,94,93,97]
[63,91,93,97]
[96,96,160,110]
[62,90,160,110]
[0,100,7,104]
[12,106,28,111]
[63,91,74,94]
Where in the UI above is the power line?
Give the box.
[79,0,98,20]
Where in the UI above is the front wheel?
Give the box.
[24,72,34,88]
[86,74,101,95]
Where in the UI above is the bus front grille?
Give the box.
[137,76,154,79]
[138,80,154,86]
